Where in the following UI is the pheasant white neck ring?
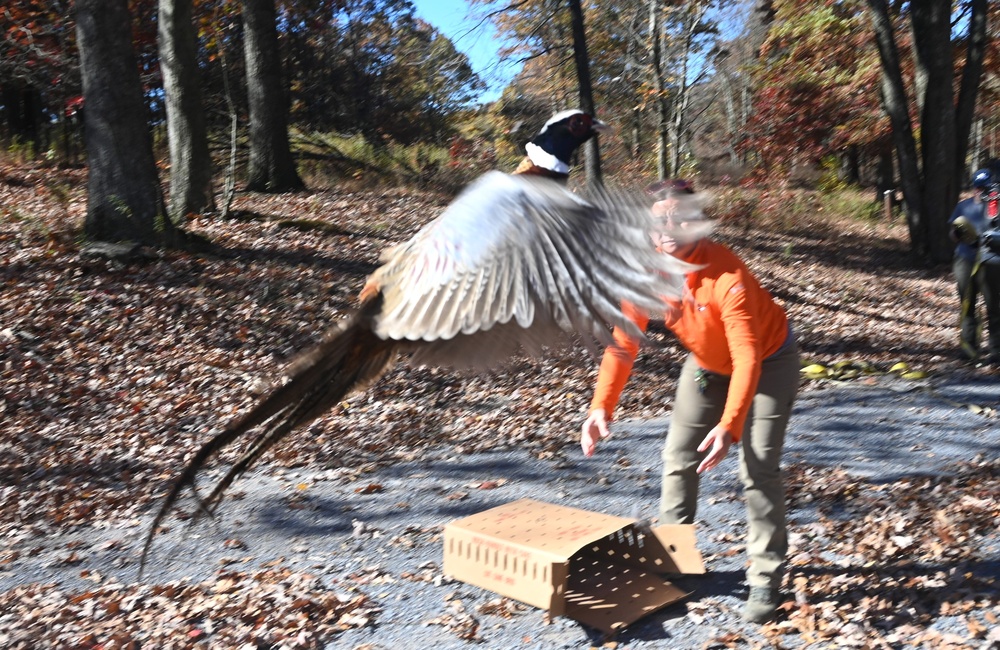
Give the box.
[525,142,571,174]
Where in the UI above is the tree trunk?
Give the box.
[243,0,303,192]
[841,146,860,185]
[954,0,988,187]
[75,0,183,246]
[0,83,43,152]
[670,2,709,181]
[970,118,984,176]
[875,148,894,203]
[867,0,929,258]
[631,106,641,160]
[720,68,739,165]
[159,0,215,223]
[649,0,669,179]
[867,0,988,264]
[669,67,689,178]
[910,1,957,263]
[567,0,602,188]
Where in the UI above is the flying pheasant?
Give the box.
[140,110,701,569]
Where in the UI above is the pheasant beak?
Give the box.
[592,119,612,134]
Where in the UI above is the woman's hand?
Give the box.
[696,425,733,473]
[581,409,611,457]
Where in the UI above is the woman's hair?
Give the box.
[644,178,695,200]
[648,178,710,225]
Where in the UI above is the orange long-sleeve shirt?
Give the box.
[590,239,789,440]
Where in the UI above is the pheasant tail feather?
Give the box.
[140,297,397,574]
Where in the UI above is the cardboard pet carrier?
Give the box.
[442,498,704,633]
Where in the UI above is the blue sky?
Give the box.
[409,0,519,103]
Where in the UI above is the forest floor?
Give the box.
[1,161,998,649]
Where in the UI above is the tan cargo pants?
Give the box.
[659,336,799,590]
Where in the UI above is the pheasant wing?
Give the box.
[369,171,699,368]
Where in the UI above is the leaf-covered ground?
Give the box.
[1,162,997,648]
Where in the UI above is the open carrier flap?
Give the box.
[442,499,705,633]
[564,521,705,632]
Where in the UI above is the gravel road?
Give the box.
[6,375,1000,648]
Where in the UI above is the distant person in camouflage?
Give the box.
[949,168,1000,367]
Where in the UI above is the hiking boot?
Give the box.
[742,586,782,623]
[976,355,1000,370]
[974,354,999,369]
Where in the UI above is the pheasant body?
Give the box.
[140,110,701,571]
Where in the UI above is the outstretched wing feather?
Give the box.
[370,172,701,368]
